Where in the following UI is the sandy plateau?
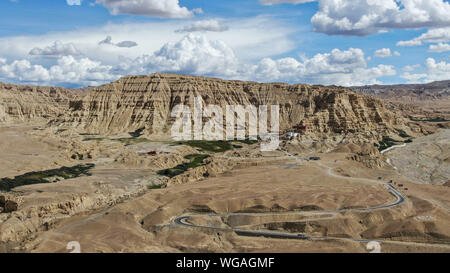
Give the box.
[0,74,449,253]
[0,125,447,253]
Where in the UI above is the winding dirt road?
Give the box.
[173,155,406,244]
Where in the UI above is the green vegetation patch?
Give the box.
[0,164,95,192]
[395,129,411,138]
[83,137,105,142]
[411,117,450,122]
[173,140,258,153]
[172,141,233,153]
[147,184,165,190]
[115,137,151,146]
[71,153,85,160]
[129,128,145,138]
[234,139,258,145]
[157,154,210,178]
[377,136,415,152]
[82,133,150,146]
[378,137,402,152]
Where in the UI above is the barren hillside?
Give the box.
[0,82,84,123]
[352,81,450,121]
[52,73,406,138]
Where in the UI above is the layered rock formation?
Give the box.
[352,80,450,121]
[54,73,405,137]
[0,82,83,123]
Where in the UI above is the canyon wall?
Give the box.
[54,73,404,136]
[0,82,82,123]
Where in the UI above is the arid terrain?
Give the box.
[0,74,449,253]
[352,81,450,122]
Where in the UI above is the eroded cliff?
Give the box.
[0,82,83,123]
[54,73,404,137]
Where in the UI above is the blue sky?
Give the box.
[0,0,449,87]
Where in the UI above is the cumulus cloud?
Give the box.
[259,0,315,5]
[397,27,450,46]
[397,27,450,53]
[118,35,395,86]
[309,0,450,36]
[175,20,229,33]
[422,58,450,80]
[397,39,423,47]
[49,55,116,84]
[0,60,50,82]
[429,43,450,53]
[98,36,138,48]
[150,34,238,76]
[1,34,396,87]
[67,0,82,5]
[401,58,450,83]
[373,48,400,58]
[120,34,241,77]
[403,64,421,71]
[0,56,116,86]
[0,17,296,69]
[95,0,201,18]
[29,41,82,58]
[374,48,392,58]
[250,48,395,86]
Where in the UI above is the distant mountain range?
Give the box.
[351,80,450,121]
[351,80,450,101]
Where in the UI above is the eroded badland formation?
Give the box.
[0,73,449,253]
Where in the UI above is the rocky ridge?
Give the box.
[0,82,83,123]
[53,73,406,139]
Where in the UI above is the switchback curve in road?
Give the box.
[173,156,406,244]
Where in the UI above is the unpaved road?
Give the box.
[174,156,408,244]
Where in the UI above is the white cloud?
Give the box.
[397,27,450,46]
[401,58,450,83]
[98,36,138,48]
[29,41,81,58]
[67,0,82,5]
[259,0,315,5]
[0,60,50,82]
[429,43,450,53]
[397,27,450,52]
[121,34,241,78]
[175,20,229,33]
[49,55,116,85]
[95,0,201,18]
[374,48,392,58]
[397,40,423,47]
[403,64,421,71]
[0,33,396,87]
[117,37,396,86]
[401,72,428,83]
[424,58,450,80]
[250,48,396,86]
[150,34,238,76]
[0,17,297,67]
[309,0,450,36]
[0,56,116,86]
